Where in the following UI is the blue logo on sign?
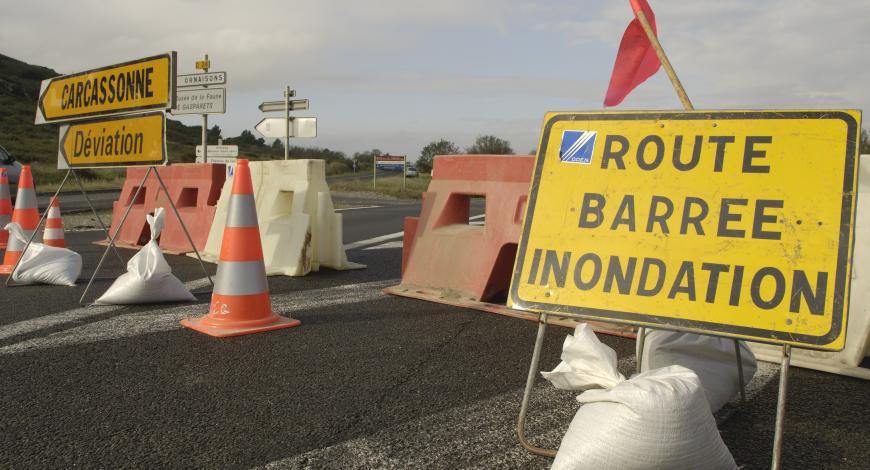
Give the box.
[559,130,596,164]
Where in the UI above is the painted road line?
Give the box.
[0,279,399,354]
[343,214,485,251]
[0,276,211,342]
[335,206,382,212]
[363,241,403,250]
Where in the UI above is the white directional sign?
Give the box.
[255,117,317,138]
[195,145,238,158]
[259,99,309,112]
[172,88,226,115]
[177,71,227,87]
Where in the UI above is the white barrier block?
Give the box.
[196,159,365,276]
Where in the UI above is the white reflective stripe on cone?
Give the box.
[47,207,61,218]
[214,260,269,295]
[43,228,64,240]
[14,188,37,210]
[225,194,259,228]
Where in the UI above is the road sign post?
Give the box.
[257,88,312,161]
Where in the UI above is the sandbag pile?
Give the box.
[544,325,737,470]
[6,222,81,286]
[96,208,195,305]
[638,329,757,412]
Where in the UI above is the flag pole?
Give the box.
[633,9,694,110]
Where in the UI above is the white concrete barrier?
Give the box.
[196,159,365,276]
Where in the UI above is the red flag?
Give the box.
[603,0,661,107]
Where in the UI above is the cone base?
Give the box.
[180,314,301,338]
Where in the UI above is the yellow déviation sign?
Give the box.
[509,110,861,350]
[58,112,167,168]
[36,53,176,124]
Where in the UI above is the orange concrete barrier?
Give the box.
[154,164,225,254]
[388,154,534,302]
[103,164,225,253]
[385,154,634,337]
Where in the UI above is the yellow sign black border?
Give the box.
[510,110,859,348]
[58,111,167,169]
[37,52,177,123]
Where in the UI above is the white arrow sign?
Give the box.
[259,99,309,112]
[255,117,317,138]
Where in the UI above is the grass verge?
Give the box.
[330,174,431,199]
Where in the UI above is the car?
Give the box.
[0,145,23,200]
[405,166,419,177]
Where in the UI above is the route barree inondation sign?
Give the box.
[509,110,861,351]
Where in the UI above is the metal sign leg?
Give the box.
[4,169,73,286]
[152,168,214,288]
[79,167,152,305]
[635,326,646,374]
[734,339,747,403]
[516,313,558,458]
[771,345,791,470]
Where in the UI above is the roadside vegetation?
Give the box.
[330,173,432,199]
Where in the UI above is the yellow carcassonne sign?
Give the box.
[36,53,176,124]
[510,110,861,350]
[59,112,166,168]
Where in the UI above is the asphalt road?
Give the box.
[0,202,868,469]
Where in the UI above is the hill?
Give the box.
[0,53,353,190]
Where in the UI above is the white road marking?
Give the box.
[342,214,485,251]
[335,206,382,212]
[0,276,211,342]
[0,279,399,354]
[363,240,403,250]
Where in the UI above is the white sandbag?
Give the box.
[545,325,736,470]
[7,223,81,286]
[638,330,757,413]
[95,208,195,305]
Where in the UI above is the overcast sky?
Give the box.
[2,0,868,161]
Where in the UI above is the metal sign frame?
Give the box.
[36,52,177,124]
[509,110,860,350]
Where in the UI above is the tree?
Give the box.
[466,135,513,155]
[352,148,382,171]
[272,138,283,149]
[862,129,870,155]
[207,125,222,142]
[417,139,459,173]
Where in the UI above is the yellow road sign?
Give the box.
[195,60,210,71]
[509,110,861,350]
[36,52,176,124]
[58,112,167,168]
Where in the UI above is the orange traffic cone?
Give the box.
[180,159,301,337]
[1,165,40,275]
[0,169,11,249]
[42,196,66,248]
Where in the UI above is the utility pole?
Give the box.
[200,54,210,163]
